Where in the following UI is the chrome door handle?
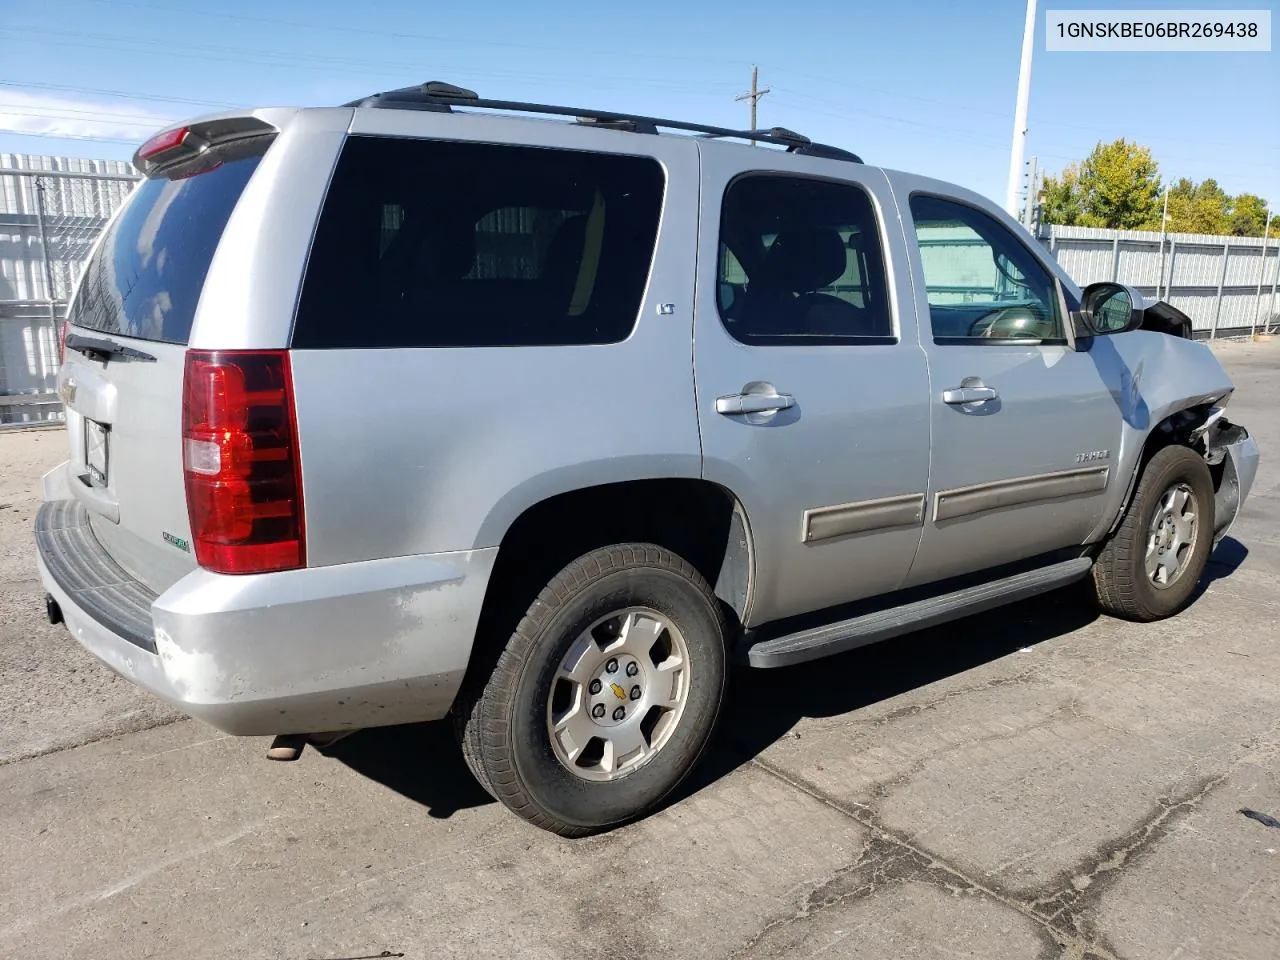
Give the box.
[942,385,998,405]
[716,391,795,415]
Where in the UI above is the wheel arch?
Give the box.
[1101,400,1231,543]
[464,477,756,683]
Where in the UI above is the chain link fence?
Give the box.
[1,155,138,428]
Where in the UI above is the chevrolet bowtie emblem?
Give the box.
[610,682,627,700]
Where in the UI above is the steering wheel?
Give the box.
[970,306,1050,340]
[966,307,1006,338]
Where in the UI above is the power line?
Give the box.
[774,66,1280,155]
[0,25,743,94]
[86,0,756,69]
[0,79,239,109]
[0,104,177,125]
[0,129,138,145]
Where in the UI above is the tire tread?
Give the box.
[454,542,725,837]
[1092,444,1213,622]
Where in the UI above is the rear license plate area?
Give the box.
[84,419,109,487]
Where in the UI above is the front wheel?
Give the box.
[454,544,728,836]
[1092,444,1215,621]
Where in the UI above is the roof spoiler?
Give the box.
[133,115,278,177]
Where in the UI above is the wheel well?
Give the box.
[460,480,751,699]
[1108,404,1224,540]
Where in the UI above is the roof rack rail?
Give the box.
[343,81,863,163]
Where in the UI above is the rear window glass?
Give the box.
[291,136,666,349]
[67,145,263,344]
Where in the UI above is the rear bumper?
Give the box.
[36,498,497,735]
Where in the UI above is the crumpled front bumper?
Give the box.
[1208,420,1259,544]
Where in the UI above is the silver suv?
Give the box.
[36,82,1260,836]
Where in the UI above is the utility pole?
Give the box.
[1251,206,1272,338]
[1156,186,1170,299]
[1005,0,1038,215]
[1021,155,1039,230]
[736,65,770,143]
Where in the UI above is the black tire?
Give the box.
[453,543,728,836]
[1092,444,1214,622]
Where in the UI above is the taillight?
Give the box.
[181,350,305,575]
[58,317,68,365]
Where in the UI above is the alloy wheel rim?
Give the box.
[546,607,690,782]
[1145,481,1198,588]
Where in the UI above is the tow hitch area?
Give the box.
[266,730,359,761]
[45,594,63,626]
[266,734,307,761]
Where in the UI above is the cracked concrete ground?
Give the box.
[1,339,1277,960]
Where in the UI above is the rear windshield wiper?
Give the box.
[64,333,157,364]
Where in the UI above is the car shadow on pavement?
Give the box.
[320,538,1249,823]
[1196,535,1249,597]
[671,580,1103,808]
[320,718,497,818]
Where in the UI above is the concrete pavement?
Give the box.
[1,339,1277,959]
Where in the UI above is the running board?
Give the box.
[744,557,1093,668]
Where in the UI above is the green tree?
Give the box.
[1164,178,1232,234]
[1039,164,1085,226]
[1040,145,1270,238]
[1227,193,1269,236]
[1040,139,1161,229]
[1076,139,1162,228]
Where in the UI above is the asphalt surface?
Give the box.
[1,339,1277,960]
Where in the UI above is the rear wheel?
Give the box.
[1092,444,1214,621]
[454,543,728,836]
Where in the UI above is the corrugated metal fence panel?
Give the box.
[1047,238,1113,285]
[1225,245,1268,287]
[1115,240,1163,287]
[1175,243,1232,288]
[0,155,138,427]
[1040,224,1280,335]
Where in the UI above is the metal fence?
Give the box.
[0,154,138,428]
[1038,224,1280,338]
[2,152,1277,428]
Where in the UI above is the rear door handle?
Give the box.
[716,391,796,415]
[942,385,998,405]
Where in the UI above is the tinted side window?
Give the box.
[716,175,893,344]
[292,137,665,349]
[909,195,1064,344]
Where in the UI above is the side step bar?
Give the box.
[745,557,1093,668]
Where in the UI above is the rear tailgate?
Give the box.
[57,126,273,593]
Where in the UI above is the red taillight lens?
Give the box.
[182,350,305,575]
[138,126,190,160]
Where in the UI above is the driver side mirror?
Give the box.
[1074,282,1144,338]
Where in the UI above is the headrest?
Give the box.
[763,227,847,293]
[415,215,477,281]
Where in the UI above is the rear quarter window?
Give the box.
[291,136,666,349]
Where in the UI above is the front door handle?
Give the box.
[942,384,998,405]
[716,390,795,416]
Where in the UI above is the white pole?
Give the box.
[1006,0,1038,216]
[1156,187,1170,299]
[1251,208,1272,338]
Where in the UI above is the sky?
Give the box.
[0,0,1276,208]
